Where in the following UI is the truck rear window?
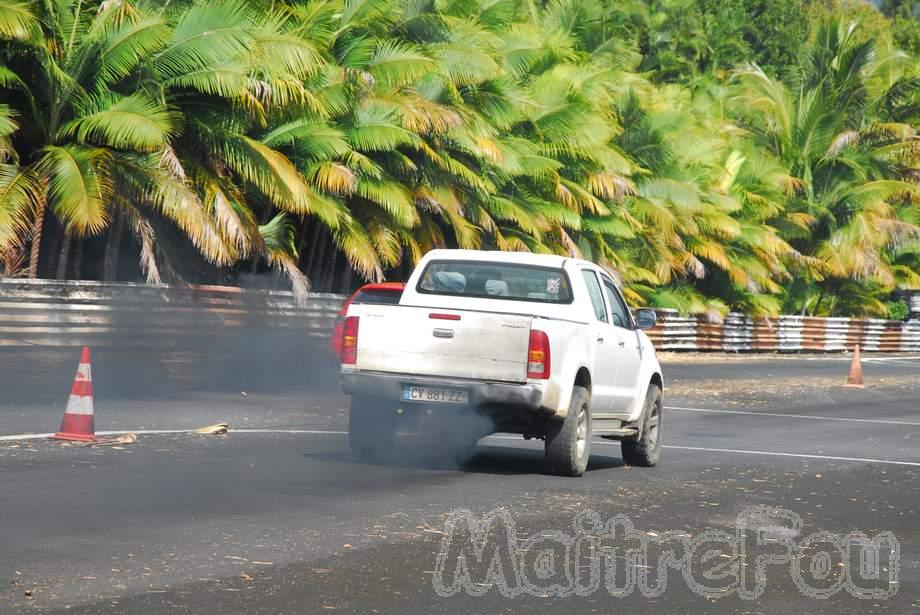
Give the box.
[416,261,573,304]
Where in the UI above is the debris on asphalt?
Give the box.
[91,434,138,447]
[196,422,229,435]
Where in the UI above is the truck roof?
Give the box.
[423,249,588,270]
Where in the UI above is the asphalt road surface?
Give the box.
[1,345,919,614]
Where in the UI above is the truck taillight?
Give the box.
[331,317,345,356]
[527,330,550,379]
[341,316,359,365]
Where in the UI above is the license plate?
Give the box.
[402,386,469,404]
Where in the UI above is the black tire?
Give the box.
[544,386,591,477]
[622,384,662,467]
[348,396,397,462]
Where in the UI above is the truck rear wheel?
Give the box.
[348,396,397,462]
[544,386,591,477]
[621,384,662,467]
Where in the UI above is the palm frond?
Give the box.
[92,15,171,89]
[222,134,341,225]
[260,213,310,302]
[154,0,255,81]
[163,61,251,98]
[0,0,36,39]
[367,40,437,87]
[251,10,325,81]
[356,177,419,227]
[262,119,352,161]
[333,212,384,282]
[0,164,39,249]
[63,94,179,152]
[307,161,356,195]
[142,168,235,266]
[39,145,111,235]
[348,106,419,151]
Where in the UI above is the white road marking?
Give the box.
[0,433,52,442]
[667,405,920,427]
[487,436,920,467]
[760,355,920,362]
[864,358,920,368]
[0,428,347,442]
[661,355,920,362]
[2,428,917,468]
[231,428,348,435]
[661,445,920,468]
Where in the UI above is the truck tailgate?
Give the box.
[354,305,531,383]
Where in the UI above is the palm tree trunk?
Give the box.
[312,227,330,283]
[323,247,338,292]
[340,260,353,294]
[28,197,47,279]
[304,221,323,274]
[295,216,311,268]
[56,228,73,280]
[72,237,84,280]
[812,290,824,317]
[103,212,124,281]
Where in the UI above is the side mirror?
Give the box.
[635,308,657,330]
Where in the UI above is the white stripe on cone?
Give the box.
[74,362,91,382]
[64,393,94,415]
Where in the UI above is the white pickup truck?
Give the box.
[339,249,664,476]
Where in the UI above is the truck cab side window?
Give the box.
[581,270,608,323]
[602,279,631,329]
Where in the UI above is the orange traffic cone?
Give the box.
[845,344,865,388]
[51,347,97,441]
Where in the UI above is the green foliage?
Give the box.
[887,299,910,320]
[630,0,810,80]
[891,14,920,57]
[0,0,917,316]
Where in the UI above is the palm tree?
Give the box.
[731,18,920,315]
[0,1,186,278]
[0,0,333,292]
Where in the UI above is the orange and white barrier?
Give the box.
[647,311,920,353]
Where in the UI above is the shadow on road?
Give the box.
[303,441,625,475]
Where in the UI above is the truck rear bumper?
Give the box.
[340,370,547,411]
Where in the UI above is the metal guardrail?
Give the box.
[0,279,344,348]
[1,279,917,352]
[646,309,920,352]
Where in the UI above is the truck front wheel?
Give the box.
[621,384,662,467]
[544,386,591,477]
[348,396,397,462]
